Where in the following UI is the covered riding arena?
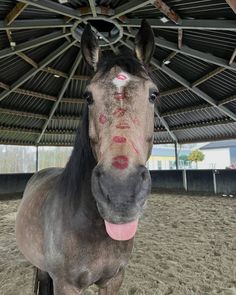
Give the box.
[0,1,236,294]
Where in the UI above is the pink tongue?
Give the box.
[104,220,138,241]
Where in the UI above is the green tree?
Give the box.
[188,150,205,168]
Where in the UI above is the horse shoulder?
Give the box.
[15,167,63,270]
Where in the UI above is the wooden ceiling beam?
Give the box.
[152,0,181,24]
[121,18,236,31]
[0,31,71,59]
[161,103,210,118]
[42,67,89,80]
[16,52,38,68]
[5,3,28,25]
[191,67,225,87]
[178,29,183,49]
[0,41,75,102]
[0,19,73,30]
[88,0,97,17]
[111,0,153,19]
[160,91,236,118]
[169,117,233,131]
[0,106,81,121]
[0,81,85,104]
[229,48,236,65]
[218,94,236,106]
[161,51,177,66]
[0,125,76,136]
[36,52,82,144]
[18,0,82,20]
[123,30,236,71]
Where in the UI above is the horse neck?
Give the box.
[58,141,101,226]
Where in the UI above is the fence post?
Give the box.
[36,146,39,172]
[175,142,179,170]
[183,169,188,192]
[213,170,218,195]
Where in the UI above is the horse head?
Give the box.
[81,20,157,241]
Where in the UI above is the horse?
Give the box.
[15,20,158,295]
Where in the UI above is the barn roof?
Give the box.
[200,139,236,149]
[0,0,236,146]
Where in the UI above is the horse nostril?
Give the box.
[141,171,146,181]
[138,166,149,182]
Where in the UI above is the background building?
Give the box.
[199,140,236,169]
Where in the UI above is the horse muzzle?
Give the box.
[91,164,151,240]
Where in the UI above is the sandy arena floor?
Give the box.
[0,194,235,295]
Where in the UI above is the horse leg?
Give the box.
[99,270,125,295]
[37,269,54,295]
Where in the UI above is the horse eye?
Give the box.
[149,91,159,104]
[83,91,94,105]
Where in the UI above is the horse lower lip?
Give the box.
[104,220,138,241]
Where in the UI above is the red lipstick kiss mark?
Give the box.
[113,136,127,143]
[112,155,129,169]
[113,108,126,117]
[116,74,127,80]
[114,93,125,100]
[99,114,107,124]
[116,123,130,129]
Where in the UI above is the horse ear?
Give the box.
[134,19,154,66]
[81,24,100,71]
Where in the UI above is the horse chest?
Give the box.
[60,236,133,289]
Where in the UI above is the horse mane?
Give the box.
[59,106,96,197]
[96,48,149,78]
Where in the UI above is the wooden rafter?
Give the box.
[0,125,76,136]
[4,2,28,50]
[162,51,177,65]
[178,29,183,49]
[42,67,89,80]
[152,0,181,24]
[161,92,236,118]
[36,52,82,144]
[16,52,38,68]
[225,0,236,14]
[5,3,28,25]
[229,48,236,65]
[0,106,81,121]
[0,81,84,104]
